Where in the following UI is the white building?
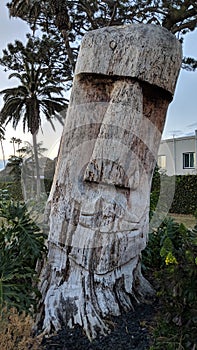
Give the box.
[158,130,197,176]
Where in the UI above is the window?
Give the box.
[183,152,195,168]
[158,155,166,169]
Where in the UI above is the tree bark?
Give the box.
[37,24,182,340]
[32,132,41,198]
[0,140,6,169]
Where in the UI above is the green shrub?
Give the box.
[170,175,197,214]
[151,170,197,215]
[143,217,197,349]
[0,200,47,314]
[143,217,181,271]
[0,182,23,201]
[150,167,176,219]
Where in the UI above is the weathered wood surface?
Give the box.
[37,24,182,339]
[75,24,181,94]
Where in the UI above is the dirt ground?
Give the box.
[41,302,157,350]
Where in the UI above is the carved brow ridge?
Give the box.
[77,72,173,101]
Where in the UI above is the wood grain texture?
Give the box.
[75,24,182,94]
[37,24,182,339]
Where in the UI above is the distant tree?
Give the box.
[17,141,48,200]
[18,140,47,159]
[15,138,22,150]
[7,155,23,182]
[10,136,17,156]
[0,35,68,197]
[7,0,197,71]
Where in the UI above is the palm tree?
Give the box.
[0,61,67,197]
[16,141,47,200]
[18,140,47,158]
[15,138,22,150]
[10,136,17,155]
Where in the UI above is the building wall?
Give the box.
[158,131,197,176]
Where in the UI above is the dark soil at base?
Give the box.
[42,302,157,350]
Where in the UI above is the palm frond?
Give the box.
[0,84,28,97]
[39,85,64,96]
[1,97,25,117]
[46,117,56,131]
[8,72,24,81]
[53,112,65,126]
[0,125,5,138]
[40,100,64,119]
[8,72,31,91]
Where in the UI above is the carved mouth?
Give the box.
[79,210,140,232]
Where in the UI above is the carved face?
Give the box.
[51,74,169,275]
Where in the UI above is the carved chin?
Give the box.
[68,217,148,275]
[77,191,144,232]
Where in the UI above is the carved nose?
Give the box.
[83,79,142,190]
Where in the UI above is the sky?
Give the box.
[0,0,197,160]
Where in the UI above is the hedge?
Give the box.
[151,171,197,215]
[170,175,197,214]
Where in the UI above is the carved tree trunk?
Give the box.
[37,24,182,339]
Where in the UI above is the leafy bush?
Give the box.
[0,199,47,314]
[143,217,182,271]
[0,187,10,201]
[0,181,23,201]
[143,217,197,349]
[0,306,42,350]
[150,167,176,220]
[170,175,197,214]
[151,171,197,215]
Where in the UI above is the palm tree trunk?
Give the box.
[13,141,16,156]
[0,139,7,182]
[32,132,41,198]
[0,139,6,169]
